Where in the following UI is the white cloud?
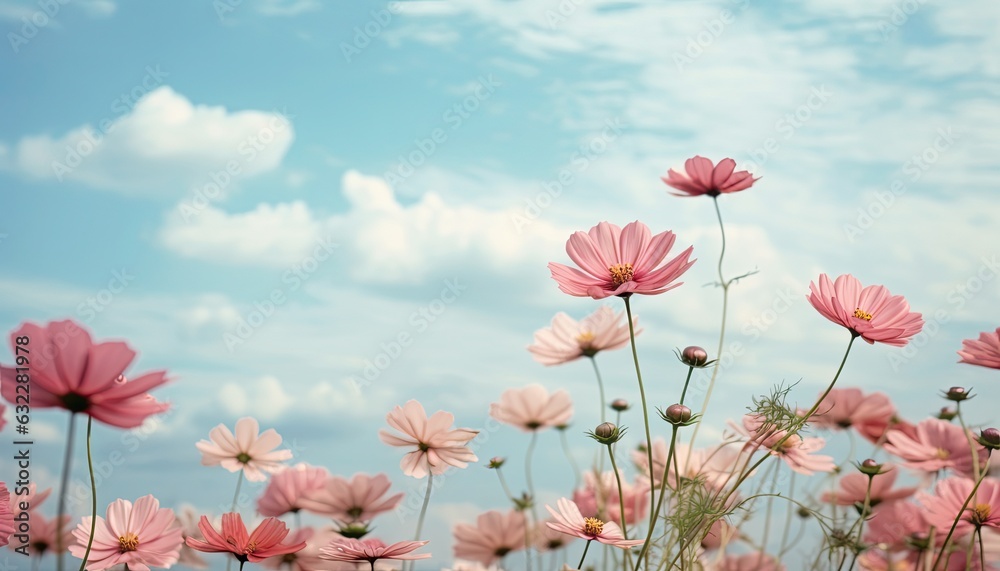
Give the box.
[218,376,294,420]
[2,86,293,196]
[0,0,115,21]
[256,0,320,16]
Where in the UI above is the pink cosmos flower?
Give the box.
[0,320,170,428]
[69,494,183,571]
[807,274,924,346]
[820,466,916,507]
[320,538,430,569]
[572,470,649,526]
[257,463,329,517]
[490,384,573,432]
[958,328,1000,369]
[661,156,757,198]
[174,505,209,569]
[810,388,896,431]
[632,440,743,491]
[857,415,919,447]
[452,510,527,565]
[0,483,13,548]
[259,528,346,571]
[185,513,307,565]
[379,400,478,479]
[736,415,836,476]
[864,500,928,550]
[9,512,73,559]
[883,418,986,477]
[299,472,403,523]
[700,518,737,551]
[196,416,293,482]
[533,519,577,552]
[920,476,1000,539]
[856,549,916,571]
[706,552,785,571]
[548,221,695,299]
[544,498,644,549]
[527,307,637,366]
[7,483,51,514]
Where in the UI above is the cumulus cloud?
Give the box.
[1,86,293,196]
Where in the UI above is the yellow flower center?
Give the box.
[583,516,605,536]
[118,533,139,552]
[935,448,950,459]
[576,331,596,345]
[609,264,634,286]
[244,541,258,554]
[853,308,873,321]
[970,503,992,525]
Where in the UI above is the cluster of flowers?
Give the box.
[1,156,999,571]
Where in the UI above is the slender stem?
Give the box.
[636,426,678,569]
[978,525,986,571]
[623,296,657,546]
[77,416,97,571]
[589,356,607,423]
[931,454,990,570]
[577,540,593,570]
[673,428,685,571]
[231,470,244,512]
[239,560,246,571]
[526,430,540,525]
[606,444,631,541]
[56,413,77,571]
[687,196,730,453]
[409,473,434,571]
[846,475,875,571]
[494,467,516,503]
[955,402,982,482]
[560,428,582,490]
[778,471,797,556]
[758,465,778,562]
[679,366,694,406]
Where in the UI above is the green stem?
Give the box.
[623,296,657,548]
[679,366,694,406]
[231,470,244,512]
[577,540,593,570]
[494,467,516,503]
[560,428,582,490]
[526,431,540,525]
[410,473,434,571]
[846,475,875,571]
[955,402,982,482]
[77,416,97,571]
[931,454,990,571]
[778,472,797,556]
[589,356,607,423]
[635,426,678,569]
[56,413,76,571]
[607,447,633,571]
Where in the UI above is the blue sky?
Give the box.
[1,0,999,569]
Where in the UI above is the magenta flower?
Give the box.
[452,510,527,565]
[958,327,1000,370]
[661,155,758,197]
[548,221,695,299]
[195,416,293,482]
[807,274,923,346]
[820,465,916,507]
[883,418,986,477]
[256,463,329,517]
[0,483,13,548]
[490,384,573,432]
[299,472,403,524]
[69,495,183,571]
[527,307,637,366]
[810,388,896,431]
[320,538,430,569]
[185,513,307,565]
[921,477,1000,538]
[544,498,643,549]
[0,320,170,428]
[378,400,478,479]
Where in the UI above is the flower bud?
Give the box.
[856,458,886,476]
[937,407,957,421]
[487,456,506,469]
[610,398,630,412]
[660,403,697,426]
[595,422,617,439]
[979,427,1000,450]
[680,346,709,367]
[338,522,371,539]
[588,422,626,445]
[943,386,974,402]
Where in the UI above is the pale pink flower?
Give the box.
[490,384,573,431]
[0,320,170,428]
[0,484,12,548]
[378,400,478,479]
[544,498,643,548]
[452,510,526,565]
[632,440,743,491]
[572,470,648,526]
[548,221,695,299]
[958,328,1000,369]
[700,518,737,550]
[527,307,637,366]
[707,552,785,571]
[533,519,577,552]
[195,416,293,482]
[821,466,916,507]
[864,500,928,550]
[810,388,896,431]
[299,472,403,523]
[185,513,307,564]
[883,418,986,477]
[8,511,73,559]
[320,538,430,568]
[857,549,916,571]
[920,476,1000,539]
[807,274,923,346]
[7,483,51,514]
[661,156,757,197]
[174,504,209,569]
[69,495,183,571]
[257,463,329,517]
[736,415,836,476]
[260,528,348,571]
